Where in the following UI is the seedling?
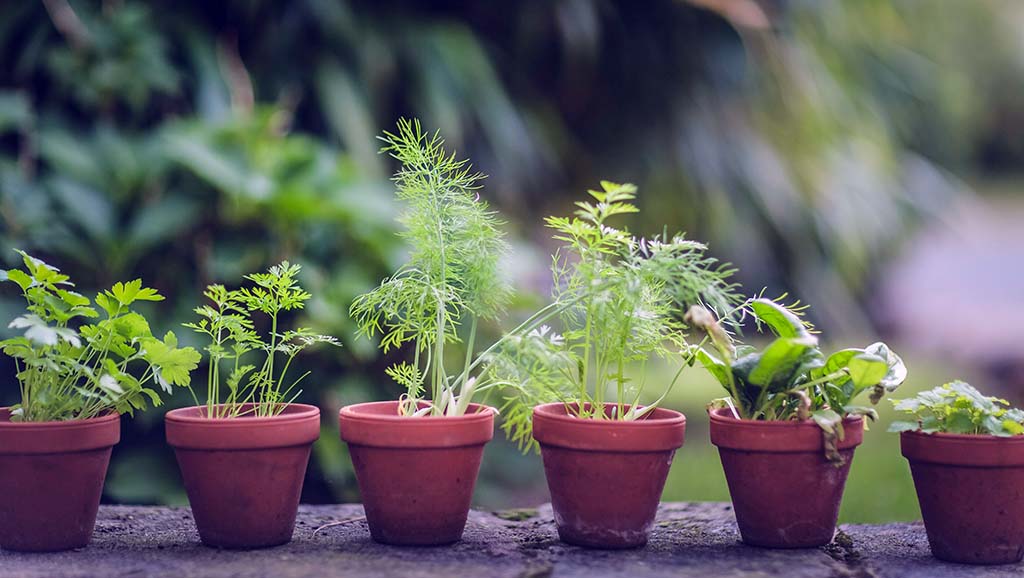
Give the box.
[889,381,1024,436]
[0,250,200,421]
[688,298,907,463]
[184,261,339,418]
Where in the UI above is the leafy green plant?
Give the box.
[0,250,200,421]
[185,262,340,418]
[350,119,515,417]
[687,298,907,463]
[493,181,742,450]
[889,381,1024,436]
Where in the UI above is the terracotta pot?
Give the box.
[165,403,319,549]
[533,402,686,549]
[709,408,863,548]
[901,430,1024,564]
[0,408,120,552]
[338,401,495,546]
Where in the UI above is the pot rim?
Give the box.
[532,402,686,452]
[165,403,320,450]
[338,401,496,448]
[900,429,1024,467]
[708,407,864,452]
[707,407,864,428]
[338,400,496,423]
[900,429,1024,442]
[533,401,686,427]
[165,402,320,425]
[0,407,121,454]
[0,407,120,429]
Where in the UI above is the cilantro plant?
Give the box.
[889,381,1024,436]
[350,119,517,418]
[493,181,743,450]
[185,262,339,418]
[0,251,200,422]
[687,298,907,463]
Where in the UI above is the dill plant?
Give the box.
[492,181,743,450]
[0,250,201,421]
[350,119,514,417]
[184,261,339,418]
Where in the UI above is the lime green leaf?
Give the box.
[846,353,888,388]
[4,269,33,291]
[749,299,811,338]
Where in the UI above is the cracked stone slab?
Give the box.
[0,503,1019,577]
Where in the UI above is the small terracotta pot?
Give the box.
[533,402,686,549]
[709,408,863,548]
[901,431,1024,564]
[0,408,120,552]
[165,403,320,549]
[338,401,495,546]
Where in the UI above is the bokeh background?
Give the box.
[2,0,1023,523]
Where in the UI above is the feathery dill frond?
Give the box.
[350,119,513,416]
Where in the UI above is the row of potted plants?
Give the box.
[0,120,1021,566]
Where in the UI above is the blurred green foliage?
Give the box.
[0,0,1018,514]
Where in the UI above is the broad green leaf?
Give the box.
[693,348,732,390]
[747,336,817,388]
[846,353,888,388]
[888,420,920,433]
[864,342,907,390]
[749,299,811,338]
[1003,420,1024,435]
[4,269,33,291]
[140,332,201,389]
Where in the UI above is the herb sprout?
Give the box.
[889,381,1024,436]
[350,119,517,417]
[184,261,340,418]
[493,181,743,450]
[688,297,907,463]
[0,250,200,421]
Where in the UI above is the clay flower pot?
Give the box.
[338,401,495,546]
[901,431,1024,564]
[533,402,686,549]
[0,408,120,552]
[165,403,320,549]
[709,408,863,548]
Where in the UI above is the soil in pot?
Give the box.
[709,408,863,548]
[901,430,1024,565]
[338,401,495,546]
[533,402,686,549]
[0,408,121,552]
[165,403,320,549]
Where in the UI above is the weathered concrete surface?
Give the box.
[0,503,1019,577]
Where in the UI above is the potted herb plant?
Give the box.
[688,299,906,548]
[0,251,200,552]
[494,182,741,549]
[890,381,1024,564]
[165,262,338,549]
[344,119,515,546]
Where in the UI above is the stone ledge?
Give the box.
[0,503,1019,578]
